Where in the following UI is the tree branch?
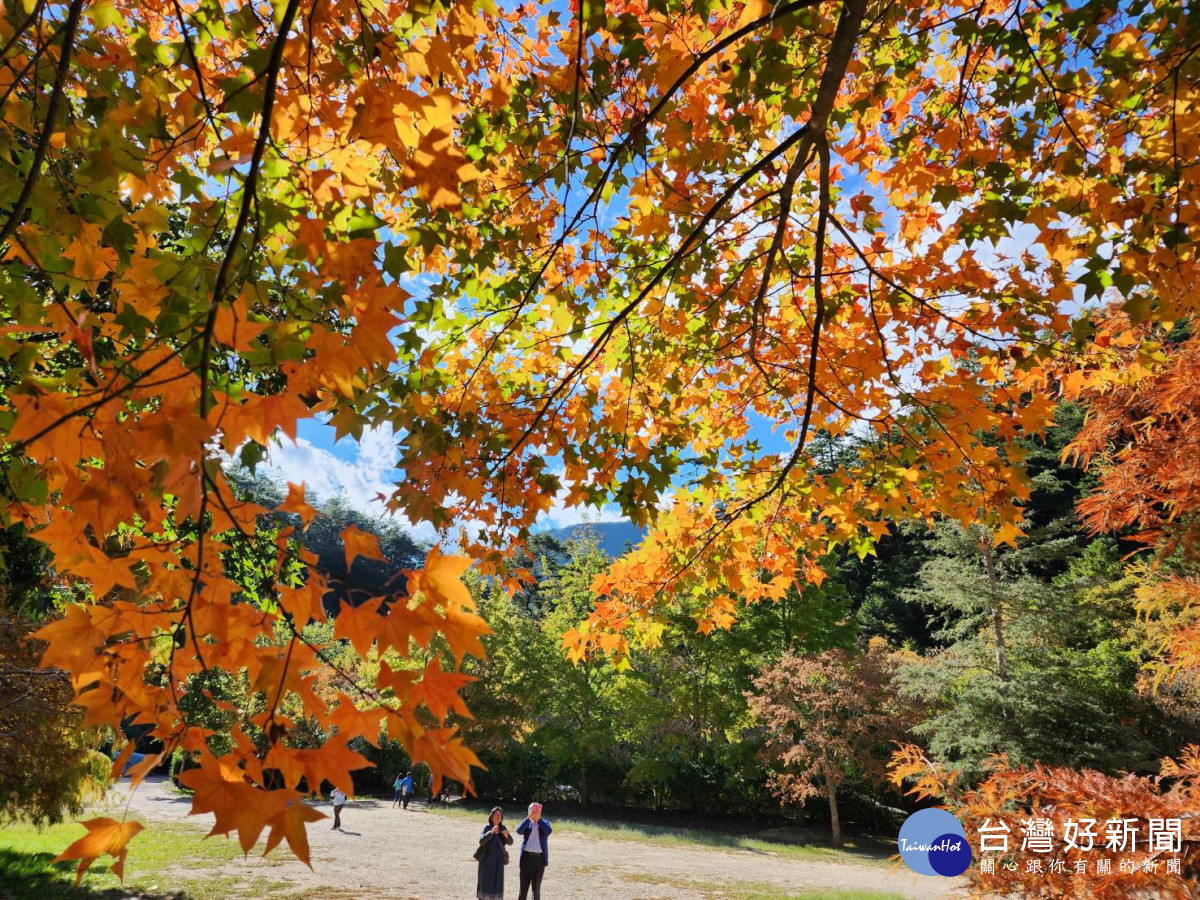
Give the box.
[198,0,303,418]
[0,0,85,248]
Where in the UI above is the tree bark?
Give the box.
[824,761,843,848]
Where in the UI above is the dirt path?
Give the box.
[112,776,964,899]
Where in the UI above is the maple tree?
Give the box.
[1047,317,1198,553]
[887,321,1200,896]
[888,319,1200,898]
[747,640,907,847]
[0,0,494,874]
[372,0,1199,659]
[1,0,1198,885]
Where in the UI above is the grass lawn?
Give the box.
[426,802,896,865]
[0,819,304,900]
[612,871,910,900]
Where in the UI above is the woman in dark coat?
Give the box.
[477,806,512,900]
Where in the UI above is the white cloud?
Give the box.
[262,424,438,544]
[259,424,631,545]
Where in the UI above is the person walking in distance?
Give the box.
[330,785,347,830]
[392,773,404,809]
[400,771,414,809]
[516,801,551,900]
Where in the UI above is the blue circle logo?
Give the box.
[898,809,971,876]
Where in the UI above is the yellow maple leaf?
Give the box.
[737,0,770,27]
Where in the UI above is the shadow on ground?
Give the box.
[0,849,189,900]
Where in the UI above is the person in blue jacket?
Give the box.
[515,801,551,900]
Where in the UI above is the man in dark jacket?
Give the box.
[516,801,552,900]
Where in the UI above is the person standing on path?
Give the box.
[400,771,414,809]
[476,806,513,900]
[392,774,404,808]
[515,801,551,900]
[330,786,347,830]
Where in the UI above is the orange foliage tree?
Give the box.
[747,640,907,847]
[1058,314,1200,678]
[0,0,494,876]
[1056,316,1200,552]
[1,0,1198,881]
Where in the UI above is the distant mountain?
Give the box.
[548,521,645,558]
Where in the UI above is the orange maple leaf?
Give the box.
[108,743,135,782]
[126,751,166,789]
[277,580,327,626]
[409,658,476,720]
[265,734,372,795]
[263,799,326,867]
[335,595,442,657]
[53,818,144,885]
[62,224,116,283]
[250,643,325,715]
[377,660,419,699]
[383,707,426,753]
[415,547,474,609]
[415,727,484,794]
[31,604,108,682]
[992,521,1026,548]
[341,525,383,569]
[278,482,317,529]
[180,752,289,854]
[441,604,491,661]
[328,695,388,745]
